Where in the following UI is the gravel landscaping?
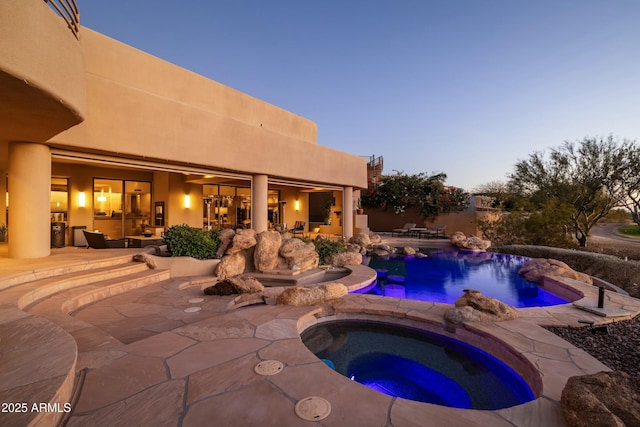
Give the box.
[510,232,640,379]
[546,316,640,378]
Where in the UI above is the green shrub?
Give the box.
[163,224,218,259]
[309,236,347,265]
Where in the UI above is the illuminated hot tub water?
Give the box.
[301,320,535,410]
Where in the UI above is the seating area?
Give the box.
[83,230,126,249]
[391,223,416,237]
[414,224,447,238]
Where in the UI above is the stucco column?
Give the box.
[342,186,354,239]
[0,169,7,228]
[251,174,268,233]
[8,142,51,258]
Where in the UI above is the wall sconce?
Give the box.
[295,199,300,212]
[184,194,191,209]
[78,191,86,207]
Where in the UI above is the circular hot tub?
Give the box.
[301,320,536,410]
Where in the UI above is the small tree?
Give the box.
[509,137,623,247]
[609,138,640,226]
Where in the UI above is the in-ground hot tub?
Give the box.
[301,319,538,410]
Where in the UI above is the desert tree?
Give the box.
[509,136,625,247]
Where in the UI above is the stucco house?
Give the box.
[0,1,367,259]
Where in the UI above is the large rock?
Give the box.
[402,246,417,255]
[216,228,236,258]
[349,233,371,247]
[327,252,363,267]
[276,283,348,306]
[204,275,264,296]
[561,371,640,427]
[253,231,282,271]
[226,228,257,255]
[368,244,396,257]
[450,231,491,251]
[445,289,519,323]
[215,251,246,279]
[519,258,593,285]
[279,238,319,272]
[369,233,383,244]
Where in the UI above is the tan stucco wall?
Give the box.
[51,29,367,189]
[0,0,85,144]
[366,207,500,238]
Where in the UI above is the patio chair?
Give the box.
[422,224,447,238]
[83,230,126,249]
[391,223,416,237]
[289,221,306,236]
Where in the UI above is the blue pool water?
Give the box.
[357,250,568,308]
[301,321,535,409]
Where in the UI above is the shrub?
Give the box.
[301,236,348,265]
[163,224,219,259]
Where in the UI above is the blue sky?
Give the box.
[79,1,640,191]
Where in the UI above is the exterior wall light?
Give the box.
[184,194,191,209]
[295,199,300,212]
[78,191,86,207]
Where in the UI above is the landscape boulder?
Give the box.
[561,371,640,427]
[216,228,236,258]
[215,251,248,280]
[226,228,257,255]
[276,283,348,306]
[369,233,383,244]
[519,258,593,285]
[368,244,396,257]
[349,233,371,248]
[253,230,282,271]
[279,238,319,272]
[445,289,519,323]
[203,274,264,296]
[402,246,417,255]
[449,231,491,251]
[327,252,363,267]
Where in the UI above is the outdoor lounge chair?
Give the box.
[289,221,306,236]
[83,230,126,249]
[421,224,447,238]
[391,223,416,237]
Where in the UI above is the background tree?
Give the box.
[472,180,520,210]
[609,139,640,227]
[508,137,624,247]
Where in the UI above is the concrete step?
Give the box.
[16,262,151,311]
[0,252,136,292]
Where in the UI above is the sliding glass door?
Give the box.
[93,178,151,238]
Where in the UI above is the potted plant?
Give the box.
[356,199,364,215]
[321,193,334,225]
[0,223,6,242]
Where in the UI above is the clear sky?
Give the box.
[79,1,640,192]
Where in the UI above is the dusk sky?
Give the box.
[80,1,640,191]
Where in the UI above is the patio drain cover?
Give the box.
[254,360,284,376]
[188,297,205,304]
[295,396,331,421]
[184,307,201,313]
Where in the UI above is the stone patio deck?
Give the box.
[1,243,639,427]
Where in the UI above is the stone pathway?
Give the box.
[2,245,640,426]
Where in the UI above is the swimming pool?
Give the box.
[358,250,568,307]
[301,320,535,410]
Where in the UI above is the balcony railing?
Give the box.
[44,0,79,39]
